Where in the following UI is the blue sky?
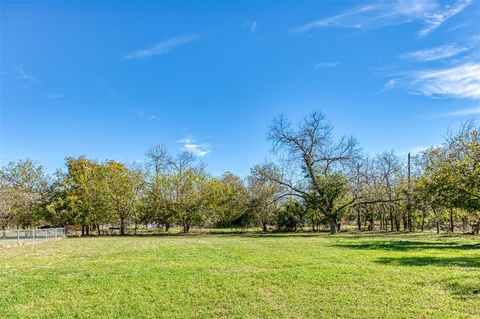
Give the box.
[1,0,479,176]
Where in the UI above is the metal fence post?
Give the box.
[17,230,20,244]
[33,228,36,242]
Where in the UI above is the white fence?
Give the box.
[0,228,66,246]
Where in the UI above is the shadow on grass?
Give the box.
[70,231,480,241]
[71,230,333,239]
[376,256,480,268]
[125,232,330,239]
[117,231,391,239]
[444,278,480,298]
[335,241,480,251]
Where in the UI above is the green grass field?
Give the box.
[1,233,479,319]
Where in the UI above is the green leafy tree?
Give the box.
[246,165,280,231]
[0,159,48,228]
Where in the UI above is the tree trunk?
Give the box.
[389,209,394,232]
[449,208,454,233]
[262,222,267,232]
[357,210,361,231]
[472,222,479,235]
[120,218,125,236]
[329,216,337,235]
[183,221,190,233]
[462,217,468,233]
[380,211,384,231]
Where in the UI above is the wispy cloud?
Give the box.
[402,43,469,61]
[243,21,258,33]
[14,65,35,80]
[124,34,200,60]
[292,0,434,33]
[292,0,471,37]
[435,106,480,118]
[405,63,480,99]
[447,21,470,32]
[400,145,430,156]
[178,137,211,157]
[131,109,160,121]
[418,0,472,37]
[383,79,399,91]
[11,65,37,89]
[314,62,340,70]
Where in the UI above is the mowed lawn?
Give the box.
[1,233,479,319]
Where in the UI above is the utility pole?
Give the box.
[356,163,361,231]
[407,152,412,232]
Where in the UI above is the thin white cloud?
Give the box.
[418,0,472,37]
[406,63,480,99]
[292,0,435,33]
[314,62,340,70]
[292,0,471,37]
[244,21,258,33]
[124,34,200,60]
[402,43,469,61]
[178,137,211,157]
[435,106,480,117]
[131,109,160,121]
[447,21,469,32]
[383,79,399,91]
[399,145,431,156]
[14,65,35,80]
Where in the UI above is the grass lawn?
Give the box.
[1,233,479,318]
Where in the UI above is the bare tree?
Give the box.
[262,112,362,234]
[145,145,207,233]
[145,144,171,177]
[264,111,399,234]
[374,151,404,231]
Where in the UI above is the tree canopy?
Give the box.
[1,113,478,235]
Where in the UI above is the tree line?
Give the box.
[1,112,478,235]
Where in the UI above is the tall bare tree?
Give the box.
[264,111,400,234]
[146,144,171,177]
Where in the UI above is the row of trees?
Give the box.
[1,112,478,234]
